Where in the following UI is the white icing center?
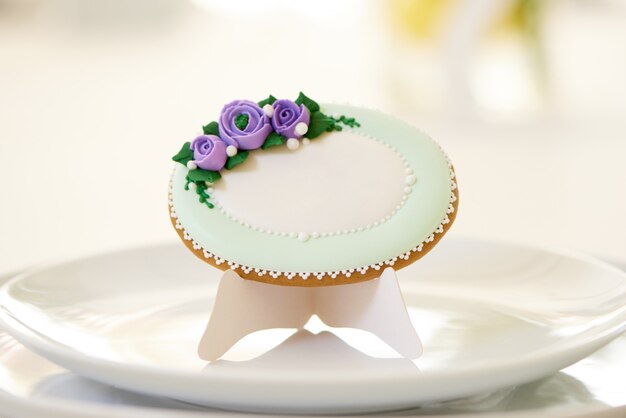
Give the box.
[212,131,407,234]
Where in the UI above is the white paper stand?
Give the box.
[198,267,423,361]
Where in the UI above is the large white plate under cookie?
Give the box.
[2,317,626,418]
[0,238,625,415]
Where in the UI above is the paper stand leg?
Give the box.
[198,268,422,361]
[314,268,423,359]
[197,270,314,361]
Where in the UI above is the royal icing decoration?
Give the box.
[169,102,457,281]
[171,93,360,209]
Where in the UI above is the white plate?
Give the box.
[0,238,625,415]
[2,322,626,418]
[2,266,625,418]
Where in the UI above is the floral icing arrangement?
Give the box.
[172,92,360,209]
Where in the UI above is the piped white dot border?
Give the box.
[169,156,457,282]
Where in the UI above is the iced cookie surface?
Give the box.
[169,95,457,286]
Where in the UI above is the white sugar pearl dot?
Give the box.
[405,175,416,185]
[286,138,300,150]
[295,122,308,136]
[188,182,196,191]
[311,232,319,239]
[404,186,412,194]
[226,145,238,157]
[302,138,311,145]
[298,232,310,242]
[186,161,197,170]
[263,104,274,117]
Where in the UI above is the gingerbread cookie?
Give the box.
[169,93,458,286]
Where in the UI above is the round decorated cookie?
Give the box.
[169,93,458,286]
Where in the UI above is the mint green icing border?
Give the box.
[170,104,453,273]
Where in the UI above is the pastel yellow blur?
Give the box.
[388,0,541,40]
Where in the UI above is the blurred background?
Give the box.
[0,0,624,273]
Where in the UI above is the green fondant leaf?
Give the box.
[172,142,193,165]
[305,112,334,139]
[202,121,219,136]
[187,169,221,183]
[295,92,320,113]
[262,132,286,149]
[258,95,277,107]
[225,150,249,170]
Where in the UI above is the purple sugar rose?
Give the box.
[218,100,272,150]
[191,135,228,171]
[271,99,310,138]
